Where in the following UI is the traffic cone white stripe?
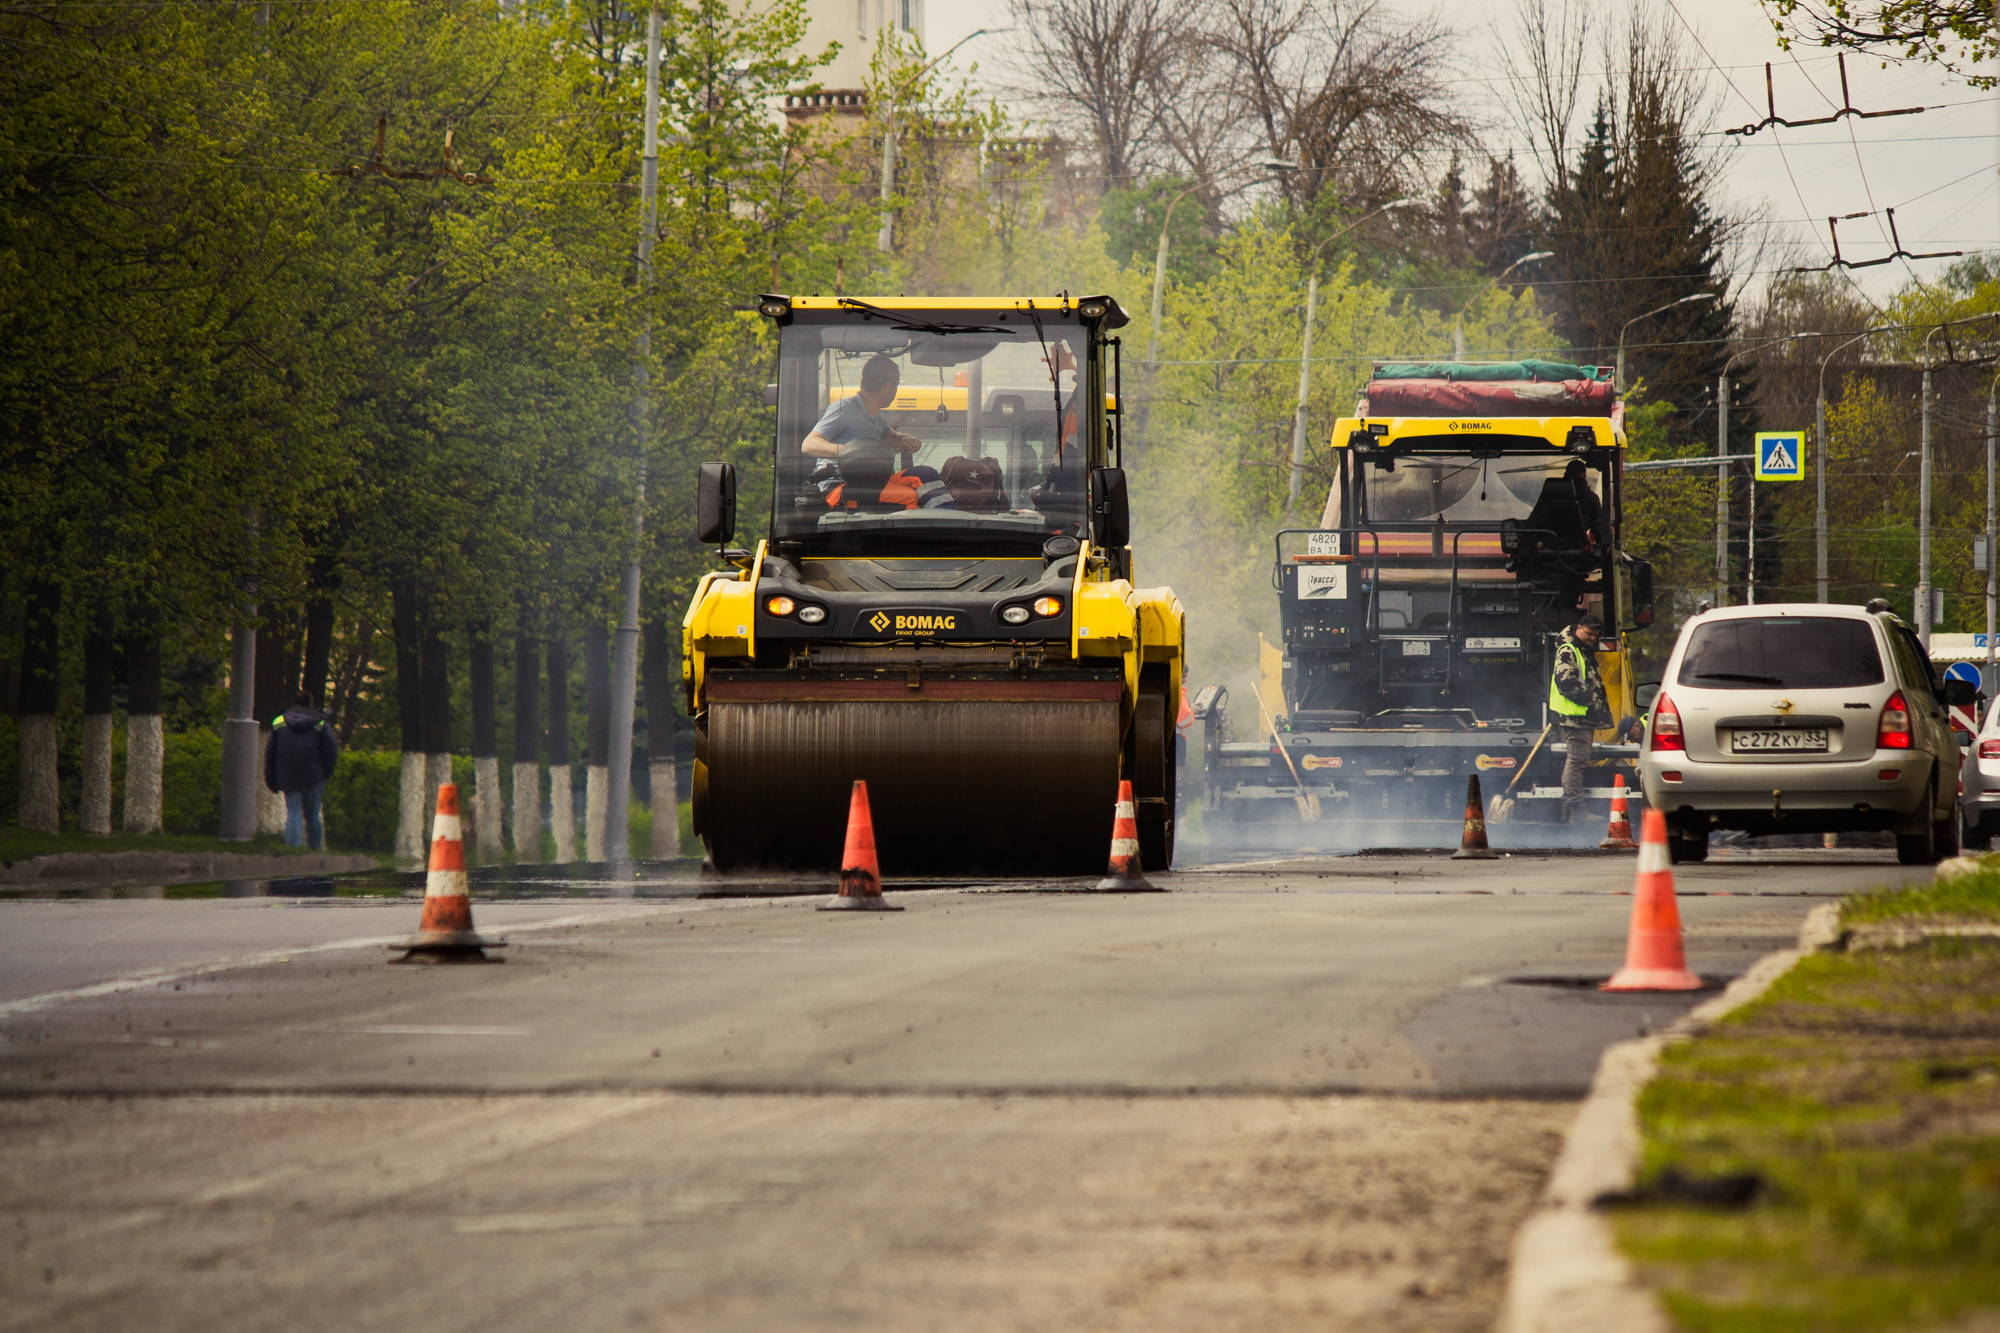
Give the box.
[427,869,470,897]
[1637,837,1670,875]
[1111,836,1140,857]
[431,812,462,843]
[1115,799,1135,820]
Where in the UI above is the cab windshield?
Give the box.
[771,310,1098,554]
[1358,452,1602,526]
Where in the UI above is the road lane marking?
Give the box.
[0,899,803,1018]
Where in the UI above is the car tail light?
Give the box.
[1979,739,2000,759]
[1878,691,1912,749]
[1650,693,1684,752]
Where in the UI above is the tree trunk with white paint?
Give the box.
[469,626,502,861]
[512,760,541,860]
[123,713,163,833]
[80,715,113,835]
[549,765,575,862]
[643,614,681,859]
[16,582,61,834]
[392,581,428,864]
[396,751,427,863]
[17,715,58,834]
[79,613,115,835]
[123,615,163,833]
[584,622,611,863]
[585,765,608,862]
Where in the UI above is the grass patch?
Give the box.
[0,828,329,865]
[1616,938,2000,1330]
[1843,865,2000,926]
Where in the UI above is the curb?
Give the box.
[0,850,377,889]
[1493,901,1841,1333]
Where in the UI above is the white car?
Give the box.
[1959,702,2000,848]
[1637,603,1965,866]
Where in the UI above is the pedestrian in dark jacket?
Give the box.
[264,690,340,849]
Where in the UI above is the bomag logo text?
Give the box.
[871,611,956,634]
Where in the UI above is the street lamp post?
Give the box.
[1918,326,1947,645]
[1616,293,1717,395]
[1456,250,1560,358]
[1613,294,1719,598]
[1138,158,1295,442]
[1287,199,1422,515]
[1717,332,1817,606]
[875,27,1011,253]
[1986,381,1996,689]
[1816,330,1876,603]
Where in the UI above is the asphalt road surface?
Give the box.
[0,848,1926,1332]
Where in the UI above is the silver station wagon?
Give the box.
[1638,603,1966,866]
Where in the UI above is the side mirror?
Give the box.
[696,462,737,546]
[1942,678,1979,706]
[1088,467,1130,548]
[1630,558,1655,628]
[1633,681,1660,711]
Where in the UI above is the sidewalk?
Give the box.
[1612,864,2000,1329]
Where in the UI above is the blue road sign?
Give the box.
[1755,431,1804,481]
[1945,662,1982,686]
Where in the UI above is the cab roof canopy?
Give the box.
[755,294,1129,330]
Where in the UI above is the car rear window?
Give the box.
[1676,617,1884,690]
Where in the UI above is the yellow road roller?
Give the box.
[682,294,1185,875]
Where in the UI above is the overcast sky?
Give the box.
[925,0,1997,305]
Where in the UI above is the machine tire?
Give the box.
[1897,781,1939,864]
[1131,668,1175,871]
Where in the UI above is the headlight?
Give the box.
[757,298,790,319]
[766,595,795,616]
[1078,299,1107,319]
[796,604,826,625]
[1000,605,1032,626]
[1032,596,1063,617]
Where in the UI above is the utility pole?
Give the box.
[1716,372,1730,606]
[1816,379,1829,602]
[605,4,661,873]
[1918,354,1933,647]
[219,616,258,841]
[1289,272,1319,518]
[1986,382,1996,693]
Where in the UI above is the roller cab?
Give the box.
[684,295,1185,875]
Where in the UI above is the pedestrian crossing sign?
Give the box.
[1755,431,1804,481]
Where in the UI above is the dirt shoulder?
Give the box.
[1614,869,2000,1330]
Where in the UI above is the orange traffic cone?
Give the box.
[1096,779,1160,891]
[392,783,503,963]
[1601,809,1702,991]
[1452,774,1498,859]
[819,780,902,912]
[1599,774,1639,850]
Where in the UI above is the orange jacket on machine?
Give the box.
[826,469,949,510]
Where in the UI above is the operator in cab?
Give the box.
[802,354,922,464]
[802,354,952,510]
[1550,613,1613,823]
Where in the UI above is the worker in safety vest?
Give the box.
[1549,613,1612,823]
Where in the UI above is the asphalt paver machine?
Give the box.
[1195,361,1654,834]
[683,295,1185,875]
